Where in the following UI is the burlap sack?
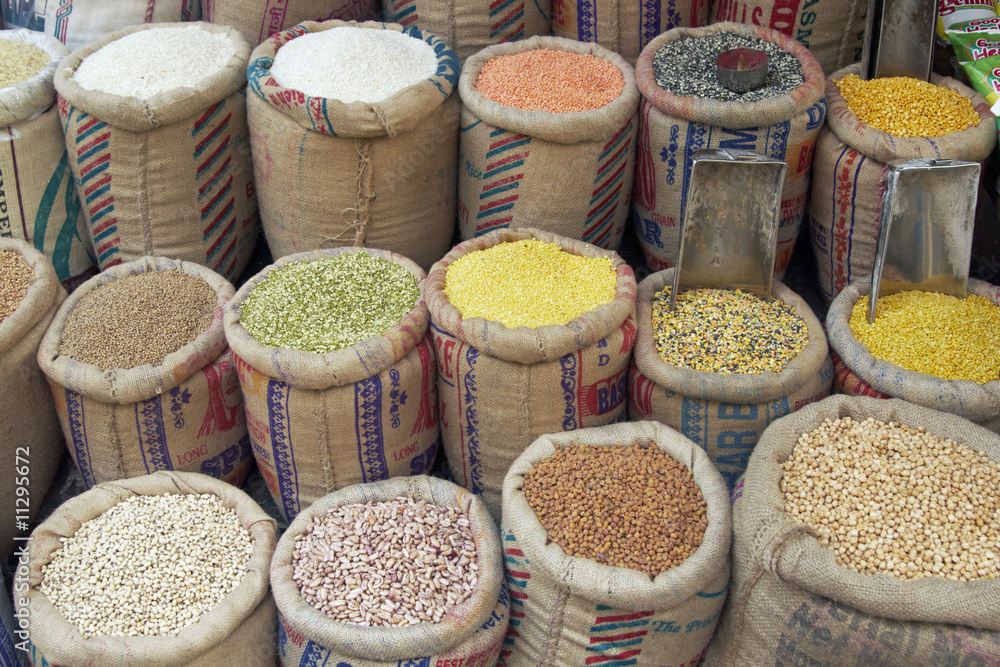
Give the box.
[825,277,1000,433]
[0,29,95,293]
[426,227,637,521]
[247,21,460,272]
[224,247,440,523]
[633,22,827,276]
[203,0,376,47]
[551,0,710,65]
[0,240,65,563]
[809,64,997,303]
[704,395,1000,665]
[37,256,253,490]
[709,0,868,75]
[627,270,833,491]
[499,421,731,667]
[1,570,29,667]
[36,0,201,52]
[457,36,640,250]
[53,21,258,282]
[15,470,277,667]
[272,475,508,667]
[382,0,551,62]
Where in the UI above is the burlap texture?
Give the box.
[202,0,376,47]
[1,570,28,667]
[15,470,277,667]
[247,21,460,272]
[809,64,997,303]
[457,36,639,250]
[703,395,1000,666]
[499,421,731,667]
[1,30,95,293]
[36,0,201,53]
[0,239,65,563]
[37,256,252,490]
[627,269,833,490]
[53,21,258,282]
[710,0,868,75]
[632,22,827,276]
[382,0,552,62]
[825,277,1000,429]
[271,475,507,666]
[224,247,440,523]
[425,227,637,521]
[551,0,710,65]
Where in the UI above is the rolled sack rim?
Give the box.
[16,470,278,667]
[37,256,235,404]
[632,268,831,404]
[458,34,641,145]
[246,20,460,138]
[634,21,826,129]
[425,227,637,365]
[270,475,503,662]
[501,421,732,612]
[0,28,70,126]
[742,395,1000,631]
[826,276,1000,423]
[0,237,64,358]
[224,246,430,390]
[824,62,997,163]
[53,21,251,133]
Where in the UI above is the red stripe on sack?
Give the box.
[588,183,624,218]
[505,548,524,556]
[585,650,643,665]
[199,156,232,197]
[204,198,235,238]
[589,630,647,645]
[104,257,123,268]
[497,25,524,43]
[89,197,113,217]
[486,152,528,172]
[77,131,110,156]
[91,216,118,237]
[84,173,111,198]
[475,216,514,233]
[510,610,525,618]
[492,4,522,31]
[197,136,230,175]
[510,590,528,600]
[194,113,232,154]
[194,102,222,130]
[201,176,233,216]
[597,140,631,180]
[478,194,518,213]
[584,205,617,239]
[594,160,628,197]
[488,134,530,152]
[79,153,111,177]
[77,117,100,135]
[603,121,631,151]
[206,217,236,256]
[97,237,120,255]
[507,570,530,579]
[216,234,238,271]
[481,173,523,193]
[594,611,655,624]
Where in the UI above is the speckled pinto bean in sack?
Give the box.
[203,0,376,47]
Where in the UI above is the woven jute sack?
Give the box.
[35,0,201,52]
[426,227,637,521]
[0,239,65,563]
[224,247,440,524]
[1,570,28,667]
[0,29,95,293]
[272,475,508,667]
[247,21,460,273]
[15,470,278,667]
[809,64,996,303]
[53,21,258,283]
[825,277,1000,433]
[551,0,710,65]
[37,256,253,490]
[499,421,731,667]
[203,0,376,47]
[627,269,833,490]
[704,395,1000,666]
[382,0,551,63]
[709,0,867,75]
[633,22,827,276]
[457,36,640,250]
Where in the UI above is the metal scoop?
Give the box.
[671,149,787,309]
[861,0,937,81]
[868,158,980,323]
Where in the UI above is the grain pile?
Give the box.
[0,251,33,325]
[835,74,979,137]
[0,38,49,89]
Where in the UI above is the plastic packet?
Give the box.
[939,0,999,40]
[948,16,1000,131]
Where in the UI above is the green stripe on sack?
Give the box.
[33,152,85,281]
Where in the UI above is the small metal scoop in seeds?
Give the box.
[716,47,768,93]
[868,158,980,323]
[671,149,787,310]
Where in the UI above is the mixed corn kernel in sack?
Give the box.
[835,74,980,137]
[0,250,33,325]
[0,38,49,89]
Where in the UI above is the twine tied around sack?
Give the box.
[329,139,375,247]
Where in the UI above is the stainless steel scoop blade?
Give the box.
[861,0,937,81]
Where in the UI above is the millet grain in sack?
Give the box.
[54,22,258,281]
[16,470,277,667]
[36,0,201,53]
[703,395,1000,666]
[37,257,253,489]
[632,22,827,276]
[500,421,731,667]
[247,21,460,272]
[628,268,833,490]
[426,227,637,521]
[224,247,440,523]
[202,0,376,48]
[0,30,96,293]
[809,63,996,303]
[271,476,508,667]
[458,37,639,250]
[0,239,65,563]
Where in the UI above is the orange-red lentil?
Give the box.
[475,49,624,113]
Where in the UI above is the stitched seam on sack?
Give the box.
[141,133,153,256]
[321,386,336,492]
[539,565,572,666]
[111,402,127,481]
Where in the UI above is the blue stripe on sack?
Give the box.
[267,379,300,520]
[80,160,109,184]
[85,182,110,205]
[590,618,654,633]
[92,223,117,244]
[134,396,172,473]
[206,218,236,262]
[696,582,729,598]
[355,376,388,483]
[75,119,103,144]
[66,389,96,488]
[463,347,482,495]
[198,162,231,201]
[589,169,626,214]
[299,640,331,667]
[588,637,646,653]
[560,352,578,430]
[491,7,524,36]
[97,244,119,264]
[639,0,661,50]
[485,138,530,159]
[77,140,110,163]
[90,203,113,225]
[577,0,596,40]
[680,396,707,449]
[598,127,630,165]
[490,0,518,16]
[764,120,791,162]
[193,99,226,135]
[397,659,432,667]
[480,180,521,199]
[394,4,416,19]
[483,159,524,180]
[202,181,233,219]
[193,117,231,158]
